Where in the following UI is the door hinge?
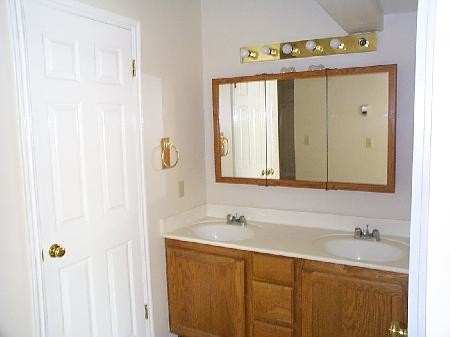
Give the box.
[132,59,136,77]
[144,304,149,319]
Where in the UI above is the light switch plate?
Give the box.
[304,135,311,145]
[178,180,185,198]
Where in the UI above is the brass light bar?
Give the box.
[240,32,377,63]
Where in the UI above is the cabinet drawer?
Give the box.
[253,253,294,285]
[253,321,293,337]
[253,281,293,324]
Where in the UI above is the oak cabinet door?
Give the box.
[301,262,407,337]
[166,246,246,337]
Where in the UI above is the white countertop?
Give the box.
[163,218,409,274]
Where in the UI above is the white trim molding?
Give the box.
[8,1,154,336]
[408,0,437,336]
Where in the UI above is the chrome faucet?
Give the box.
[226,214,247,226]
[354,225,380,241]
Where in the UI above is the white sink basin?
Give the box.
[316,235,408,263]
[191,223,255,242]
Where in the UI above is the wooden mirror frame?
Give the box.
[212,64,397,193]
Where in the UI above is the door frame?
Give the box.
[408,0,436,336]
[8,0,154,336]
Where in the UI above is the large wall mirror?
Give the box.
[213,64,397,192]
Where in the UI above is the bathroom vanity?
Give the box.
[165,63,406,337]
[164,220,408,337]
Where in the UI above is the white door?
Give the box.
[265,80,280,180]
[21,1,149,336]
[232,81,267,178]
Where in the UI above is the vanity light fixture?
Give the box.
[358,37,370,48]
[240,47,258,59]
[240,32,377,63]
[281,43,300,56]
[330,38,345,50]
[261,45,278,56]
[305,40,318,52]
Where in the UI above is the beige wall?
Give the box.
[0,0,205,336]
[202,0,416,220]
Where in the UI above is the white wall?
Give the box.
[201,0,417,221]
[425,0,450,335]
[0,0,205,336]
[0,1,34,336]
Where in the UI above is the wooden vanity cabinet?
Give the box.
[165,239,250,337]
[165,239,408,337]
[300,260,408,337]
[251,253,296,337]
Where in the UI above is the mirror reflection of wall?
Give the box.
[293,77,327,182]
[278,77,327,182]
[328,72,389,185]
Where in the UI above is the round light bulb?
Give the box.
[261,46,271,55]
[240,48,250,58]
[282,43,293,55]
[305,40,317,51]
[330,38,342,49]
[358,38,368,47]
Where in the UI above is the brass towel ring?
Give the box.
[161,138,180,169]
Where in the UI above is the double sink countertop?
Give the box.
[163,218,410,274]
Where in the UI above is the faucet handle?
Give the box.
[354,227,363,238]
[226,214,235,224]
[238,215,247,225]
[372,229,381,241]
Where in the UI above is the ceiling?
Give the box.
[316,0,417,34]
[381,0,418,14]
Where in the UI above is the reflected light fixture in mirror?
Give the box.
[280,66,296,73]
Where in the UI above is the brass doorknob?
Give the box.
[49,244,66,258]
[389,321,408,337]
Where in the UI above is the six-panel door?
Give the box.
[23,1,148,336]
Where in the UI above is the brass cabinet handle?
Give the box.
[261,168,275,176]
[49,244,66,258]
[389,321,407,337]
